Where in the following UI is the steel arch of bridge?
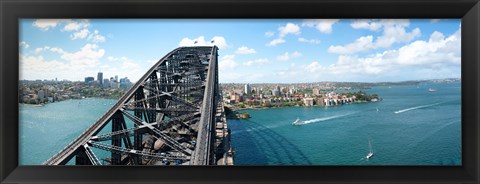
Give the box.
[43,46,227,165]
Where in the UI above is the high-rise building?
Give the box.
[244,84,252,95]
[97,72,103,85]
[103,79,110,88]
[109,77,117,88]
[120,77,132,89]
[84,77,95,84]
[115,75,118,83]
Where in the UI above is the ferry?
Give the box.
[292,118,303,126]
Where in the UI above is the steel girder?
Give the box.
[43,46,219,165]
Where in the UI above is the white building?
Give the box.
[303,97,314,106]
[272,89,280,96]
[244,84,252,95]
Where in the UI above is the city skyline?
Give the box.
[19,19,461,83]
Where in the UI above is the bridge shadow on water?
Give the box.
[236,119,312,165]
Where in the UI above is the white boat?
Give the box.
[365,139,374,160]
[428,88,437,92]
[292,118,303,126]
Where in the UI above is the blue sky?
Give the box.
[19,19,461,83]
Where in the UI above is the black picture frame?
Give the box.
[1,0,479,183]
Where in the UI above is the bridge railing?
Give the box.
[190,46,218,165]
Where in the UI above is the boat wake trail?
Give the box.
[394,102,443,114]
[297,113,356,125]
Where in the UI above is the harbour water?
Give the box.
[228,82,461,165]
[19,82,461,165]
[19,98,117,165]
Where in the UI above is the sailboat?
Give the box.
[365,139,374,160]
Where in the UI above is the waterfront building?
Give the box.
[316,98,325,106]
[303,97,314,106]
[313,88,320,96]
[97,72,103,85]
[230,94,241,103]
[324,98,332,106]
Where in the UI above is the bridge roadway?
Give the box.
[44,46,218,165]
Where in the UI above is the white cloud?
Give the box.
[266,38,286,46]
[62,20,89,31]
[49,47,65,54]
[277,51,302,61]
[19,43,157,82]
[350,19,383,31]
[292,51,302,57]
[266,23,301,46]
[59,44,105,66]
[298,37,321,44]
[101,56,145,82]
[219,55,237,71]
[19,41,29,49]
[34,48,43,53]
[20,55,71,80]
[71,29,90,40]
[328,36,375,54]
[88,30,106,43]
[32,19,70,31]
[376,27,420,48]
[265,31,275,37]
[278,23,301,38]
[235,46,256,54]
[19,44,105,81]
[302,19,339,34]
[278,28,460,82]
[243,58,270,66]
[430,19,441,23]
[329,19,421,54]
[33,46,51,54]
[179,36,228,49]
[33,19,106,43]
